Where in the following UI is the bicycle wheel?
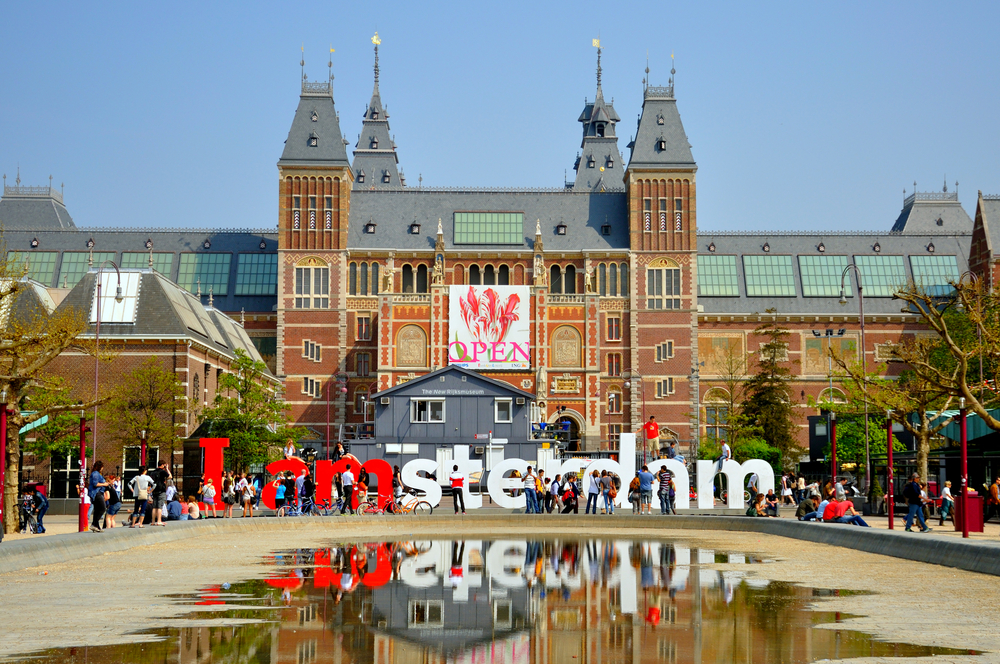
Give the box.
[410,501,433,515]
[358,501,379,515]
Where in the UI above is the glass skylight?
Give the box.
[909,255,959,296]
[743,255,796,297]
[853,255,907,297]
[697,255,739,297]
[798,255,852,297]
[90,271,141,324]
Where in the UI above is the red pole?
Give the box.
[79,412,88,533]
[886,412,894,529]
[960,401,969,539]
[0,400,7,541]
[140,435,147,468]
[326,381,331,461]
[830,412,838,481]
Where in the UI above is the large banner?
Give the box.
[448,285,530,370]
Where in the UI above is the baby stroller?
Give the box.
[19,494,38,534]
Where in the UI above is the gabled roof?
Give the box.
[976,193,1000,257]
[351,55,403,190]
[891,191,973,234]
[373,364,536,400]
[278,81,350,168]
[0,184,76,230]
[573,81,625,191]
[626,85,696,171]
[56,269,273,374]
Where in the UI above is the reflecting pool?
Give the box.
[10,539,975,663]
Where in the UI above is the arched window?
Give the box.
[371,263,379,295]
[416,264,428,293]
[819,388,848,404]
[599,263,607,296]
[620,262,629,297]
[354,387,368,415]
[609,263,618,295]
[402,265,414,293]
[359,263,369,296]
[469,265,481,285]
[349,263,358,295]
[596,123,605,137]
[550,265,562,294]
[483,265,495,285]
[564,265,577,294]
[607,389,622,414]
[499,265,510,285]
[455,264,465,285]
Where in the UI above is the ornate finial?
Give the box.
[49,174,53,190]
[208,286,214,307]
[372,32,381,89]
[196,278,201,297]
[328,45,334,83]
[955,180,960,195]
[300,43,306,81]
[535,219,542,236]
[418,173,423,187]
[593,38,602,90]
[88,245,93,266]
[240,307,245,325]
[15,166,20,187]
[437,218,443,235]
[943,175,948,193]
[61,182,64,197]
[670,51,676,91]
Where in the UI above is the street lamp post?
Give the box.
[960,396,969,539]
[886,410,894,530]
[93,261,124,463]
[812,328,845,478]
[78,410,88,533]
[830,411,837,480]
[957,272,984,399]
[840,264,869,487]
[0,389,7,541]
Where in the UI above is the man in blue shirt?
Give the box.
[638,465,655,515]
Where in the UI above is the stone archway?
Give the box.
[550,408,585,451]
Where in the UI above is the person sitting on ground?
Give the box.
[166,496,183,521]
[795,494,816,521]
[823,495,870,526]
[800,494,828,522]
[764,489,780,517]
[746,493,767,517]
[187,495,201,520]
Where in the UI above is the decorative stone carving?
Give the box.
[397,325,427,367]
[533,254,546,287]
[432,253,444,285]
[550,373,580,394]
[551,326,581,368]
[521,379,533,389]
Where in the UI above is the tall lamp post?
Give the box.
[0,389,7,541]
[886,409,894,529]
[959,396,969,538]
[812,328,845,478]
[956,272,984,399]
[93,261,124,463]
[839,264,869,486]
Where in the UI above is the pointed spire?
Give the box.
[196,278,202,297]
[593,38,603,95]
[328,45,335,84]
[240,307,246,325]
[372,32,381,93]
[300,43,306,82]
[208,286,214,308]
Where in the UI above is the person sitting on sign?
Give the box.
[283,438,304,463]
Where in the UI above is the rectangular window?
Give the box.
[408,600,444,627]
[608,353,622,377]
[658,198,667,231]
[236,253,278,295]
[357,352,371,377]
[674,198,683,211]
[608,424,622,447]
[655,378,675,398]
[909,255,960,296]
[177,253,232,296]
[7,251,59,286]
[643,198,652,232]
[852,255,907,298]
[647,267,681,309]
[295,266,329,308]
[655,341,674,362]
[798,255,851,297]
[495,399,512,423]
[697,255,739,297]
[302,377,322,398]
[302,340,321,363]
[742,255,796,297]
[356,316,371,341]
[608,391,622,414]
[607,315,621,341]
[120,252,174,276]
[411,399,445,423]
[453,212,523,245]
[57,252,116,289]
[705,406,730,442]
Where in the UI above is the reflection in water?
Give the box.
[12,539,973,664]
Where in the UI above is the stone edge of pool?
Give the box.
[1,514,999,577]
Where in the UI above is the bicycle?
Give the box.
[357,492,433,515]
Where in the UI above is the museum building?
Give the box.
[4,42,999,471]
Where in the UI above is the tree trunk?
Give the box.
[3,430,19,535]
[917,430,930,484]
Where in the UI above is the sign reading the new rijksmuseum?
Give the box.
[448,285,531,370]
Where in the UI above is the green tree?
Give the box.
[102,358,187,465]
[21,377,86,460]
[742,312,798,470]
[200,348,288,472]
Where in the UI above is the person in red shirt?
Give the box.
[643,416,659,448]
[823,497,869,526]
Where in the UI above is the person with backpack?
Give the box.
[88,460,110,533]
[903,473,932,532]
[449,464,466,514]
[104,474,123,528]
[629,473,642,514]
[549,474,564,513]
[149,460,171,527]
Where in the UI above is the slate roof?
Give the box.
[696,231,972,316]
[976,193,1000,254]
[374,364,536,400]
[3,278,56,329]
[1,227,278,314]
[891,191,973,234]
[278,81,351,168]
[0,187,76,230]
[347,189,629,252]
[57,269,272,372]
[351,72,404,190]
[573,83,626,191]
[626,85,696,171]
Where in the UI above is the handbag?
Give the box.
[137,488,148,501]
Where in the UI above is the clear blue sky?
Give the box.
[2,1,998,233]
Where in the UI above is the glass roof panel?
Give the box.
[909,255,959,296]
[743,255,796,297]
[798,255,852,297]
[853,255,907,297]
[697,255,739,297]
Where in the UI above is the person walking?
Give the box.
[128,467,153,527]
[585,470,600,514]
[104,474,123,528]
[939,480,955,526]
[600,470,615,515]
[341,464,355,514]
[449,465,466,514]
[149,460,171,527]
[549,474,564,513]
[88,460,109,533]
[656,467,671,515]
[638,465,655,515]
[903,473,932,532]
[523,466,539,514]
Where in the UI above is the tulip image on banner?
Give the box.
[448,285,531,370]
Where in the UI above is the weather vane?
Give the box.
[592,38,600,49]
[372,32,381,46]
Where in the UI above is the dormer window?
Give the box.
[382,171,391,183]
[364,222,377,234]
[587,156,596,168]
[556,223,567,236]
[656,113,664,125]
[657,138,667,151]
[596,122,605,137]
[310,111,318,122]
[308,132,318,147]
[410,222,421,234]
[601,224,611,236]
[606,157,614,169]
[370,137,379,149]
[357,170,365,183]
[372,110,379,120]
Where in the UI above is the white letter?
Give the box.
[647,459,690,509]
[402,459,443,507]
[486,458,528,509]
[450,445,483,510]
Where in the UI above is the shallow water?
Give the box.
[9,538,975,663]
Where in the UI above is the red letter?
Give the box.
[261,459,308,509]
[361,458,393,510]
[198,438,229,511]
